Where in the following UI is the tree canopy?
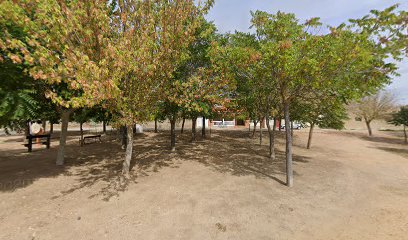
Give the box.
[388,106,408,144]
[0,2,407,187]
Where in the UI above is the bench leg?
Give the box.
[28,138,32,152]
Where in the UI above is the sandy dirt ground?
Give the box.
[0,128,407,240]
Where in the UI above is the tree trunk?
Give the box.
[252,121,258,138]
[181,118,185,134]
[307,123,315,149]
[279,119,282,131]
[80,122,84,147]
[209,120,212,137]
[122,125,134,174]
[284,103,293,187]
[56,110,71,166]
[154,118,158,133]
[191,117,197,142]
[266,117,276,160]
[290,121,294,138]
[50,123,54,134]
[102,120,107,133]
[365,118,373,136]
[170,116,176,151]
[404,125,407,144]
[42,120,46,132]
[202,117,206,138]
[24,121,30,144]
[121,126,127,149]
[259,118,263,145]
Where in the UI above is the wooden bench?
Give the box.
[24,134,51,152]
[80,134,102,146]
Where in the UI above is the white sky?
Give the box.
[206,0,408,104]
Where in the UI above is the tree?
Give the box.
[0,0,114,165]
[347,5,407,137]
[229,31,281,157]
[249,9,396,187]
[160,17,230,148]
[291,93,348,149]
[0,8,60,134]
[79,0,213,173]
[180,20,219,141]
[389,106,408,144]
[158,102,180,151]
[229,34,257,104]
[0,55,61,136]
[351,91,397,136]
[72,108,96,146]
[350,4,407,61]
[90,106,112,134]
[250,12,317,186]
[0,58,40,132]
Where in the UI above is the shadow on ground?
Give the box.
[374,147,408,159]
[340,130,407,146]
[0,131,125,194]
[0,129,311,200]
[361,135,407,145]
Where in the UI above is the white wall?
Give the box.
[196,117,210,128]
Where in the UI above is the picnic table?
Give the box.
[79,134,102,146]
[24,134,51,152]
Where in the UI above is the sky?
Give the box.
[205,0,408,104]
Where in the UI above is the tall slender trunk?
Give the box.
[154,118,158,133]
[181,118,185,134]
[191,117,197,142]
[121,126,127,149]
[365,118,373,136]
[122,125,134,174]
[290,121,294,138]
[102,120,107,133]
[170,116,176,151]
[202,117,206,138]
[252,121,258,138]
[307,123,315,149]
[56,110,71,166]
[266,117,276,160]
[25,121,30,144]
[209,120,212,137]
[279,119,282,132]
[404,125,407,144]
[249,121,251,132]
[80,122,84,147]
[259,118,263,145]
[50,123,54,134]
[284,103,293,187]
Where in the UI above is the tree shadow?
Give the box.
[0,136,128,195]
[0,129,311,201]
[55,132,184,201]
[174,130,309,186]
[374,147,408,159]
[339,131,406,146]
[361,135,407,145]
